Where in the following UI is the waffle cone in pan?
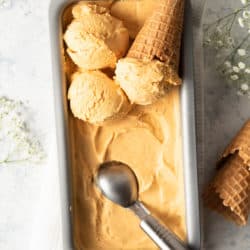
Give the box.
[204,120,250,225]
[127,0,185,85]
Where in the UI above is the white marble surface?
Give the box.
[0,0,249,250]
[0,1,61,250]
[202,0,250,250]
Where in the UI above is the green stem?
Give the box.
[232,34,250,62]
[228,12,237,34]
[0,158,30,165]
[245,43,250,51]
[204,4,250,32]
[218,34,250,69]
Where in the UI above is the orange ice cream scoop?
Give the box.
[68,70,130,124]
[64,3,129,70]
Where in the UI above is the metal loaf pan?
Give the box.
[49,0,201,249]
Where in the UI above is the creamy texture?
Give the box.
[68,70,130,124]
[111,0,157,38]
[63,1,186,249]
[69,88,186,250]
[70,88,185,249]
[64,3,129,70]
[115,57,172,105]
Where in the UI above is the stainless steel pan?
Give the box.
[49,0,201,249]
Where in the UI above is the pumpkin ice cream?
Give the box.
[69,89,186,250]
[115,0,184,105]
[62,1,186,249]
[115,58,172,105]
[64,3,129,70]
[68,70,130,124]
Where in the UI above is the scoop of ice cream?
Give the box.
[68,70,130,124]
[115,58,173,105]
[72,1,114,16]
[64,4,129,70]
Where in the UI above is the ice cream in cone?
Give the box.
[115,0,184,105]
[127,0,184,72]
[204,120,250,225]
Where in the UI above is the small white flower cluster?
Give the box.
[0,0,11,9]
[241,0,250,6]
[221,48,250,97]
[204,1,250,98]
[238,7,250,32]
[204,27,235,50]
[0,97,45,166]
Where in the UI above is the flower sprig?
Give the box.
[0,0,11,9]
[204,0,250,97]
[0,97,45,166]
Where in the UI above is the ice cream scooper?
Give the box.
[96,161,188,250]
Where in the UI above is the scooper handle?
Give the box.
[130,202,188,250]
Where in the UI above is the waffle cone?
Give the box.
[219,120,250,167]
[127,0,185,85]
[204,153,250,225]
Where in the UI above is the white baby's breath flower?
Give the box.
[245,68,250,73]
[0,0,11,9]
[238,48,247,56]
[0,97,45,165]
[224,61,232,68]
[238,17,245,27]
[204,37,211,45]
[233,66,240,72]
[204,4,250,99]
[238,62,246,69]
[216,40,223,47]
[243,10,250,19]
[241,83,249,91]
[230,74,239,80]
[216,27,223,34]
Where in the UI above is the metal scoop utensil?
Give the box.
[95,161,188,250]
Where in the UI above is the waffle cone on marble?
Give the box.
[221,120,250,166]
[127,0,185,85]
[204,120,250,225]
[204,153,250,225]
